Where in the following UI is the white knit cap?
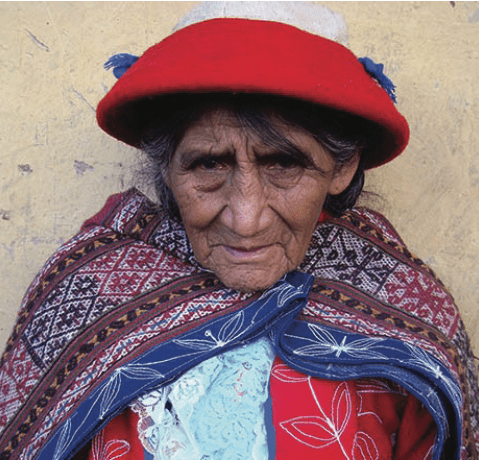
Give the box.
[173,1,348,46]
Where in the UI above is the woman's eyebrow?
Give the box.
[177,147,236,166]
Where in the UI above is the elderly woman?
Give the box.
[0,3,478,460]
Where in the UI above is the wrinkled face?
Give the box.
[167,109,358,292]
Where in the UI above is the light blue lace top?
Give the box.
[130,337,276,460]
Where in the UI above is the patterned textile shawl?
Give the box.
[0,189,478,460]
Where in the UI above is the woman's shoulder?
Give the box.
[344,206,406,246]
[7,190,196,361]
[307,206,439,285]
[80,188,159,235]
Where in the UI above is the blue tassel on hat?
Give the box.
[104,53,139,79]
[358,57,397,103]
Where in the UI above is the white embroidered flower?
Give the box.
[292,324,387,360]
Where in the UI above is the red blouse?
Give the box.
[81,356,436,460]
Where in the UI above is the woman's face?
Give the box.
[167,109,358,292]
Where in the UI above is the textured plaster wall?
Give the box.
[0,2,478,354]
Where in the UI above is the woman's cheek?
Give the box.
[176,187,223,231]
[284,180,329,226]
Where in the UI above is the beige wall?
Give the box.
[1,1,478,353]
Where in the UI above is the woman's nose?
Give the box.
[221,170,272,237]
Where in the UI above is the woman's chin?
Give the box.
[221,279,276,293]
[214,267,289,293]
[199,245,300,293]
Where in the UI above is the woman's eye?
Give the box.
[261,155,305,188]
[273,158,296,169]
[200,158,222,170]
[190,156,226,171]
[265,155,302,170]
[186,156,229,192]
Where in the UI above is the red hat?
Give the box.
[96,18,409,169]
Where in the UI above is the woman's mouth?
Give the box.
[223,245,272,260]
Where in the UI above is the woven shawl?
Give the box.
[0,188,477,460]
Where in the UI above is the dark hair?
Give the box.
[139,93,375,219]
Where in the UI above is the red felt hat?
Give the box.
[96,18,409,169]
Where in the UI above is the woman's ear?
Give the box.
[164,167,171,188]
[328,153,360,195]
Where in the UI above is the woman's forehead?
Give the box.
[181,105,313,147]
[177,109,274,155]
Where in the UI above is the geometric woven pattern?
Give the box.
[301,218,459,337]
[301,224,400,295]
[22,242,197,368]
